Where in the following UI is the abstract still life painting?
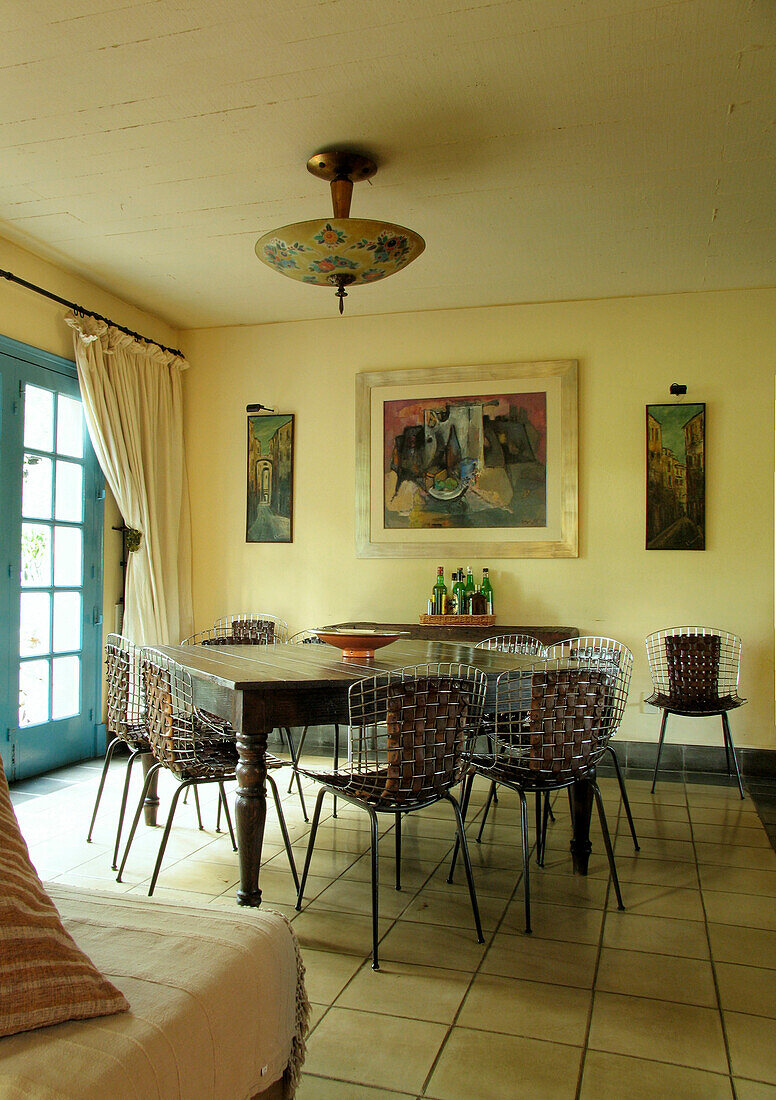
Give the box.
[246,413,294,543]
[646,403,705,550]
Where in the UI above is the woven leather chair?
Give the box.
[287,630,343,817]
[181,614,307,821]
[86,634,152,870]
[450,655,626,934]
[473,635,553,856]
[295,662,488,969]
[645,626,746,798]
[116,648,299,896]
[545,637,638,852]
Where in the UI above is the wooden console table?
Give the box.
[325,622,579,647]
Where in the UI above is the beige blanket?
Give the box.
[0,886,308,1100]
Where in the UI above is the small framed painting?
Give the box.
[246,413,294,542]
[646,403,705,550]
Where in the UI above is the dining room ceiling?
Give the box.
[0,0,773,330]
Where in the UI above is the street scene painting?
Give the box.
[246,413,293,542]
[646,403,705,550]
[384,391,547,529]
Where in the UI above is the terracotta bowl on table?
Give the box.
[313,629,408,660]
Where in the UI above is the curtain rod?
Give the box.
[0,267,184,359]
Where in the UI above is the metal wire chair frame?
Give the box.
[645,626,746,798]
[449,655,626,934]
[545,636,639,852]
[181,614,307,821]
[116,648,298,895]
[86,633,152,870]
[287,630,342,816]
[295,662,488,969]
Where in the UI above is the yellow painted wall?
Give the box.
[0,234,181,713]
[182,288,776,750]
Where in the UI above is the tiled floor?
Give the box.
[11,756,776,1099]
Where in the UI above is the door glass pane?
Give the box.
[54,461,83,522]
[52,656,80,719]
[56,395,84,458]
[53,592,82,653]
[23,385,54,451]
[20,592,51,656]
[19,659,50,727]
[53,527,83,586]
[22,454,53,518]
[21,523,52,587]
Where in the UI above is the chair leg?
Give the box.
[216,792,222,833]
[332,723,339,819]
[592,782,624,911]
[447,771,475,883]
[539,791,552,862]
[476,780,497,843]
[116,762,162,883]
[86,737,121,843]
[295,787,327,910]
[446,792,484,945]
[395,813,402,890]
[359,807,379,970]
[607,745,640,851]
[547,798,556,824]
[148,781,189,896]
[517,790,531,934]
[217,782,237,850]
[283,726,309,822]
[650,709,669,793]
[287,726,309,792]
[267,773,299,891]
[192,784,204,830]
[112,748,143,871]
[535,792,545,867]
[721,713,745,800]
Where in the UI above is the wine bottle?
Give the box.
[481,567,494,613]
[464,567,475,614]
[452,570,466,616]
[432,566,447,615]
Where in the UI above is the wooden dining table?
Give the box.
[157,637,601,906]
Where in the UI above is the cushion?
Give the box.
[0,760,128,1037]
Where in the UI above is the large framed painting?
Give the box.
[646,403,705,550]
[246,413,294,543]
[355,361,578,558]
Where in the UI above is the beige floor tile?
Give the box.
[686,783,753,802]
[626,784,688,806]
[292,909,386,957]
[700,865,776,898]
[345,852,438,889]
[704,891,776,931]
[313,875,417,921]
[522,867,610,910]
[608,879,705,921]
[501,898,604,943]
[461,838,525,872]
[695,843,776,871]
[481,929,599,988]
[258,866,328,907]
[300,948,365,1005]
[715,962,776,1018]
[689,805,762,827]
[622,818,693,842]
[399,885,507,931]
[147,857,240,895]
[589,991,728,1073]
[281,844,360,878]
[725,1011,776,1083]
[542,850,612,880]
[458,972,591,1045]
[296,1076,413,1100]
[126,884,221,907]
[606,853,700,889]
[709,924,776,969]
[394,813,462,841]
[596,947,717,1006]
[579,1050,733,1100]
[305,1006,447,1094]
[603,911,710,959]
[734,1080,776,1100]
[51,870,137,893]
[425,861,518,899]
[426,1026,581,1100]
[627,801,690,823]
[336,959,472,1023]
[692,823,772,848]
[377,918,489,971]
[614,835,695,862]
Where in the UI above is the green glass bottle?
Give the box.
[432,565,447,615]
[481,567,494,613]
[452,570,467,616]
[464,567,476,614]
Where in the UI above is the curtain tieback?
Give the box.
[126,529,143,552]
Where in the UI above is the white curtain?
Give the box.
[66,314,193,646]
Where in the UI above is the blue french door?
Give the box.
[0,334,104,781]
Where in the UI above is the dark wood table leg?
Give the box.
[141,752,160,826]
[569,775,595,875]
[234,694,269,907]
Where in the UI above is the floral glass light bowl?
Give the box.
[313,629,407,660]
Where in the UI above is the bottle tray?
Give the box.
[419,614,496,627]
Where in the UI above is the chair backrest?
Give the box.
[476,634,546,656]
[347,663,487,808]
[139,648,197,776]
[493,655,624,783]
[288,629,326,645]
[645,626,742,704]
[181,612,289,646]
[105,633,147,747]
[545,636,633,730]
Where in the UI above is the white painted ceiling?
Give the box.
[0,0,773,329]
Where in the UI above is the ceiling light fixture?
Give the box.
[255,151,425,314]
